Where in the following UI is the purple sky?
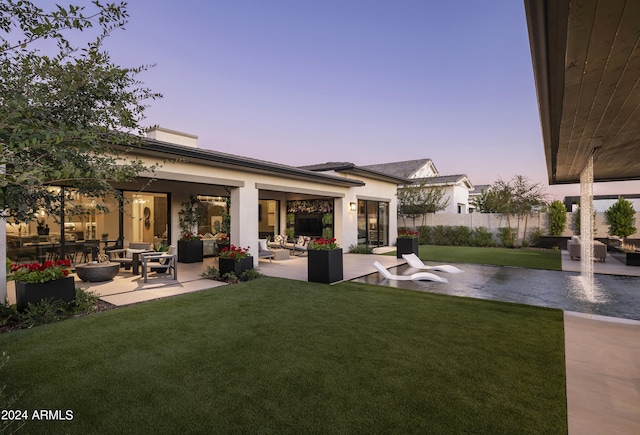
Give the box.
[102,0,639,201]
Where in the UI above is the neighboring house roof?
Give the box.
[469,184,491,195]
[358,159,437,179]
[125,140,366,188]
[411,175,473,190]
[299,162,408,184]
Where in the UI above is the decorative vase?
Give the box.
[308,248,343,284]
[15,276,75,311]
[178,239,203,263]
[396,238,419,259]
[219,256,253,277]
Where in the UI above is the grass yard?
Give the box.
[0,278,567,434]
[391,245,563,270]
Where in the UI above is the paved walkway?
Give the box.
[561,250,640,434]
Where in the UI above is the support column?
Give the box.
[230,185,259,267]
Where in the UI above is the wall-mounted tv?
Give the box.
[295,214,323,236]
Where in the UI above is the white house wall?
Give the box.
[137,157,399,263]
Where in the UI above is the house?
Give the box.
[355,159,475,214]
[468,184,491,213]
[4,128,405,271]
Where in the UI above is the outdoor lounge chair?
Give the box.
[285,236,310,256]
[373,261,448,283]
[402,253,462,274]
[258,239,274,262]
[140,246,177,283]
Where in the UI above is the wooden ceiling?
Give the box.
[525,0,640,184]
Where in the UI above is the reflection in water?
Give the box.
[354,263,640,321]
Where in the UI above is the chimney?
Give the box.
[146,126,198,147]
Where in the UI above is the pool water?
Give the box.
[353,263,640,321]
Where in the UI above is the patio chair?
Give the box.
[107,242,152,272]
[140,246,177,283]
[402,253,462,274]
[269,234,287,249]
[373,261,448,283]
[258,239,274,262]
[286,236,310,256]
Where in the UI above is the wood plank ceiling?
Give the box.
[525,0,640,184]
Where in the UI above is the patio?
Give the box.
[4,249,405,307]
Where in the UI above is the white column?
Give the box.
[230,185,259,267]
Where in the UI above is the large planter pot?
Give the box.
[219,256,254,277]
[396,238,419,259]
[178,239,203,263]
[308,248,343,284]
[15,276,75,311]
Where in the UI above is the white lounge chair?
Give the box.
[402,253,462,274]
[373,261,448,283]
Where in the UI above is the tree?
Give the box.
[1,1,161,298]
[397,181,450,230]
[1,1,161,224]
[605,197,637,238]
[547,200,567,236]
[481,176,547,246]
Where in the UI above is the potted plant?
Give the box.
[307,237,343,284]
[218,245,253,277]
[178,195,203,263]
[9,259,75,311]
[101,232,109,241]
[396,230,419,258]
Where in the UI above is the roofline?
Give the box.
[301,162,408,184]
[118,139,365,188]
[524,0,570,185]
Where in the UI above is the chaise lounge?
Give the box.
[373,261,448,283]
[402,253,463,274]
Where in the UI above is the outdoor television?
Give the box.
[295,214,323,236]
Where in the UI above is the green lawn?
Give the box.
[389,245,563,270]
[0,278,567,434]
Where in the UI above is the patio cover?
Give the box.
[525,0,640,184]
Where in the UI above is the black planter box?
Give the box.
[396,238,419,258]
[308,248,343,284]
[538,236,571,250]
[611,249,640,266]
[178,239,203,263]
[15,276,75,311]
[219,256,253,277]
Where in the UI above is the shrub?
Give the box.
[240,268,262,281]
[497,227,516,247]
[471,227,495,247]
[200,266,220,280]
[528,227,544,247]
[348,244,374,254]
[605,197,637,238]
[548,200,567,236]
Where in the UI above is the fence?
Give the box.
[399,212,640,244]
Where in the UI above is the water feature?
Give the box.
[575,153,605,303]
[353,263,640,321]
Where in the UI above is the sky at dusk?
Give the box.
[100,0,639,201]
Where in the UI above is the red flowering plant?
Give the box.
[180,232,201,241]
[398,230,419,239]
[218,245,251,261]
[9,260,72,284]
[308,237,339,250]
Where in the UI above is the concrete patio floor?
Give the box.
[5,247,639,433]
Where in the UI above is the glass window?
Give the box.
[258,200,279,239]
